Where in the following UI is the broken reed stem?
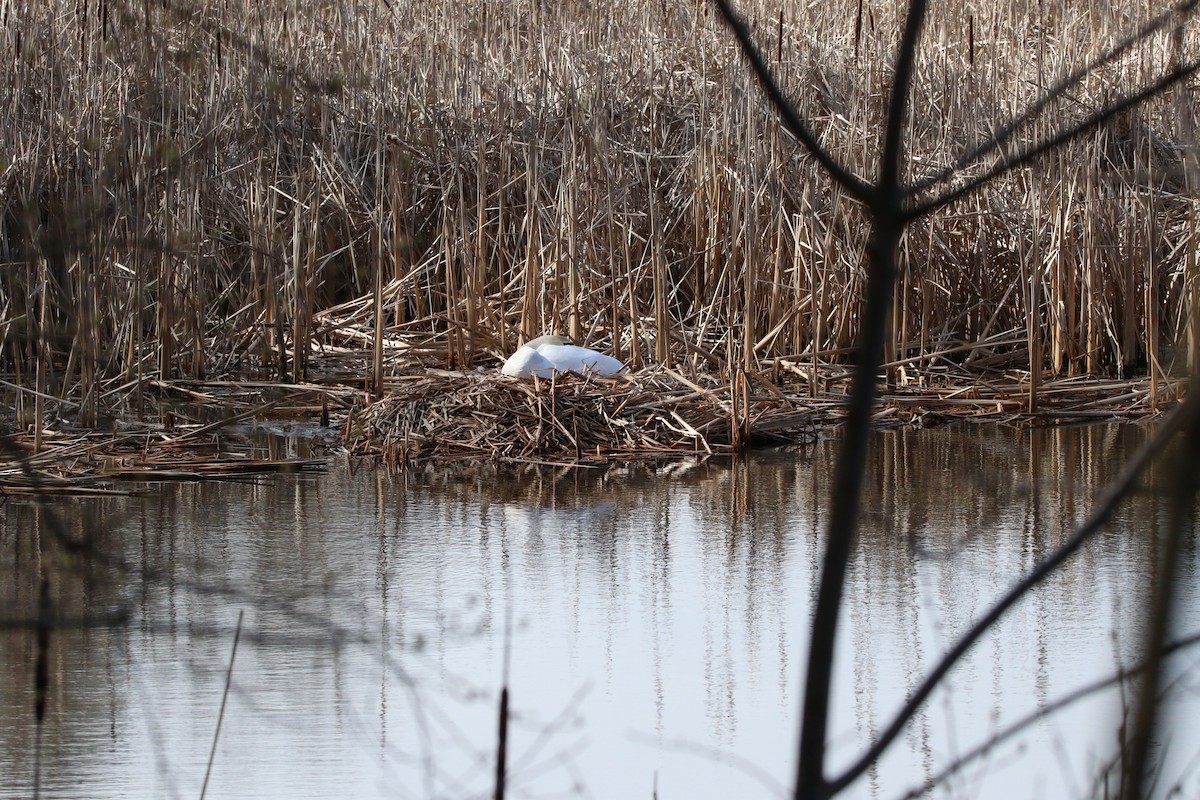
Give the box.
[494,592,514,800]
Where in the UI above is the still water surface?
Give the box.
[2,424,1199,799]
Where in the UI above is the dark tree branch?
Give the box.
[879,0,926,200]
[710,0,874,203]
[907,61,1200,219]
[792,1,927,798]
[827,391,1200,794]
[909,0,1200,196]
[1122,372,1200,799]
[713,0,1198,794]
[896,628,1200,800]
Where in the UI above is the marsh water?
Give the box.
[2,424,1199,799]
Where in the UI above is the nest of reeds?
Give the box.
[347,368,815,466]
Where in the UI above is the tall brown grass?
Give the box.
[1,0,1197,417]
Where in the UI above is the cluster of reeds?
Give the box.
[2,0,1197,428]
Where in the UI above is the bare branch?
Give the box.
[910,0,1200,195]
[793,2,927,798]
[908,61,1200,219]
[710,0,874,203]
[827,391,1200,794]
[880,0,928,196]
[895,628,1200,800]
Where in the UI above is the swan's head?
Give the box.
[524,334,574,349]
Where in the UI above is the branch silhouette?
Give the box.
[909,0,1200,196]
[909,61,1200,219]
[828,389,1200,793]
[895,627,1200,800]
[793,0,928,795]
[714,0,1200,794]
[711,0,874,203]
[0,435,453,796]
[714,0,935,796]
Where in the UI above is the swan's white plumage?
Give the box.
[500,336,625,378]
[536,344,625,375]
[500,346,556,378]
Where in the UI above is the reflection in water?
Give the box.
[1,424,1198,799]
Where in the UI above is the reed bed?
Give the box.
[1,0,1198,444]
[0,335,1174,477]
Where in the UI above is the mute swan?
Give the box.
[536,344,625,376]
[500,345,556,378]
[500,334,625,378]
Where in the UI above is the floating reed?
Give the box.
[1,0,1197,434]
[0,438,326,495]
[0,390,334,494]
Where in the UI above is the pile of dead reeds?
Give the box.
[344,354,1179,467]
[347,369,815,466]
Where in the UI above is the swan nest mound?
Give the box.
[348,367,815,466]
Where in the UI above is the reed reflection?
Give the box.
[0,423,1194,800]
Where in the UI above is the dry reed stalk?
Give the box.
[1029,173,1043,411]
[34,257,47,453]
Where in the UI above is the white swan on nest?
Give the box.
[536,344,624,376]
[499,335,625,378]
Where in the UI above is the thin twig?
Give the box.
[910,62,1200,218]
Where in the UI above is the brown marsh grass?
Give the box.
[2,0,1198,423]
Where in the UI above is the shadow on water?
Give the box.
[1,423,1198,799]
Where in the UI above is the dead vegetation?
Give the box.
[343,359,1173,468]
[348,368,814,466]
[0,426,327,496]
[1,0,1197,471]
